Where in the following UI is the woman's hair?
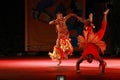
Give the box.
[56,12,62,16]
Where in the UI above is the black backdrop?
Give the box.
[0,0,120,56]
[0,0,24,55]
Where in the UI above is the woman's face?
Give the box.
[57,13,63,20]
[86,54,93,63]
[87,58,93,63]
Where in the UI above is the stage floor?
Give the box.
[0,57,120,80]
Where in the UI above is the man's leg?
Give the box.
[76,56,84,72]
[103,9,109,21]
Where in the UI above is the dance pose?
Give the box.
[48,13,78,66]
[76,9,109,73]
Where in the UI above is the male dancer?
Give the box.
[76,9,109,73]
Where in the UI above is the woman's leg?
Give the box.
[97,56,107,73]
[76,56,84,72]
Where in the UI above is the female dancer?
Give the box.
[76,9,109,73]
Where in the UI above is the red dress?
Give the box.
[48,38,73,61]
[78,20,107,59]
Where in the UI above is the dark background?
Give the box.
[0,0,24,56]
[0,0,120,57]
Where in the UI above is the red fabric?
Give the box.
[81,43,99,59]
[56,46,64,58]
[86,25,94,33]
[56,38,73,59]
[96,20,107,41]
[81,21,107,59]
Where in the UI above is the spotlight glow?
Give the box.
[0,58,120,69]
